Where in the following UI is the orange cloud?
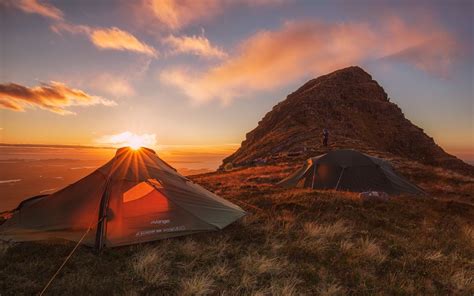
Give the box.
[164,34,227,58]
[0,81,116,115]
[3,0,63,20]
[0,99,23,112]
[137,0,286,30]
[145,0,220,30]
[91,27,157,57]
[51,22,158,57]
[161,18,463,104]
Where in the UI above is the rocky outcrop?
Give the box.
[222,66,472,174]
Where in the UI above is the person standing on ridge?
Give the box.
[322,128,329,147]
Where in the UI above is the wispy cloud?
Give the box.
[51,22,158,57]
[164,33,227,58]
[90,74,135,97]
[143,0,221,30]
[377,17,463,77]
[136,0,286,31]
[6,0,159,58]
[0,81,116,115]
[3,0,63,20]
[96,131,157,148]
[161,17,464,104]
[91,27,157,57]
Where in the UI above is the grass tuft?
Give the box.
[424,250,445,261]
[303,220,350,240]
[318,281,346,296]
[180,273,214,296]
[130,245,170,286]
[241,252,288,275]
[450,269,474,292]
[356,237,387,263]
[270,276,302,296]
[462,225,474,247]
[0,241,10,257]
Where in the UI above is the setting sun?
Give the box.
[127,138,143,150]
[96,131,156,149]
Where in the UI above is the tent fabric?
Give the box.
[278,149,425,195]
[0,147,246,248]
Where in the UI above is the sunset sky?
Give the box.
[0,0,472,160]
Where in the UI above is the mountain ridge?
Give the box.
[222,66,472,174]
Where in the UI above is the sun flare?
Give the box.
[97,131,156,149]
[129,141,142,150]
[124,135,148,150]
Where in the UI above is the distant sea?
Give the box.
[0,145,235,212]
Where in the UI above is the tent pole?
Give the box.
[95,180,111,252]
[335,167,345,191]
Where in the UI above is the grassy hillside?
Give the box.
[1,164,473,295]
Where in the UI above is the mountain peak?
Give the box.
[291,66,382,102]
[222,67,472,174]
[320,65,372,81]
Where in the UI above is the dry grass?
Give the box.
[318,282,346,296]
[450,269,474,293]
[178,238,199,257]
[339,240,354,253]
[355,237,387,263]
[303,220,350,239]
[130,245,171,287]
[209,261,231,277]
[241,252,288,276]
[239,273,257,290]
[1,163,473,295]
[392,158,474,204]
[462,225,474,247]
[179,273,214,296]
[0,241,10,257]
[424,250,445,261]
[269,276,301,296]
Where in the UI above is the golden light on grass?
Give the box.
[2,156,473,295]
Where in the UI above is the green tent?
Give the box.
[0,147,246,249]
[278,149,425,195]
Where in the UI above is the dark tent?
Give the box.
[278,149,425,195]
[0,147,246,249]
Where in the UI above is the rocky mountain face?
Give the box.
[222,66,472,174]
